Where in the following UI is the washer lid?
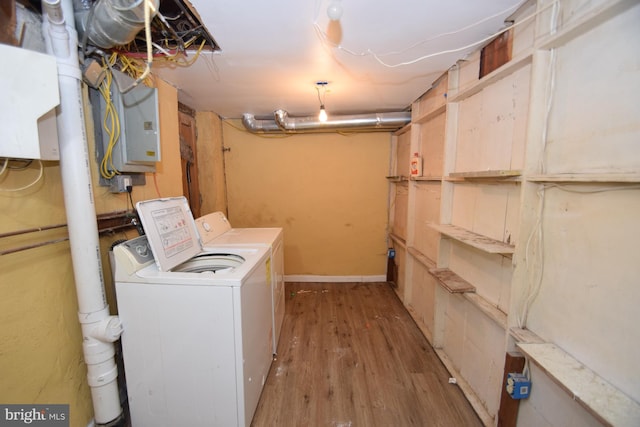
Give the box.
[136,197,202,271]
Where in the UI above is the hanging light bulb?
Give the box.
[319,105,328,122]
[327,0,343,21]
[316,81,329,123]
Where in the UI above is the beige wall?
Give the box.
[222,121,391,277]
[0,77,182,426]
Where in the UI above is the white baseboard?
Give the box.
[284,275,387,283]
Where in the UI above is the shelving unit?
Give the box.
[428,268,475,293]
[386,1,640,425]
[428,223,515,255]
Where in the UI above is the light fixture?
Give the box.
[327,0,343,21]
[318,105,328,122]
[316,81,329,122]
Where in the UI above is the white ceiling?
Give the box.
[153,0,523,119]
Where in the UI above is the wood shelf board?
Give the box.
[527,173,640,183]
[429,223,515,255]
[428,268,476,293]
[449,52,533,103]
[389,233,407,248]
[407,246,436,270]
[393,123,412,136]
[517,342,640,427]
[464,292,508,329]
[386,175,409,182]
[509,327,545,344]
[537,0,636,51]
[448,170,522,179]
[410,176,442,182]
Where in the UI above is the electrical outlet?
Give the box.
[110,175,133,193]
[506,373,531,399]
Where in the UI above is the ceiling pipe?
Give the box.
[242,113,282,133]
[242,110,411,133]
[274,109,411,132]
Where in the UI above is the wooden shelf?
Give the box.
[386,175,409,183]
[517,342,640,427]
[428,268,475,293]
[527,173,640,183]
[449,51,533,102]
[509,327,545,344]
[389,232,406,249]
[464,293,508,329]
[393,123,411,136]
[537,0,635,51]
[407,246,436,269]
[410,176,442,182]
[446,170,522,182]
[413,104,447,124]
[428,223,515,255]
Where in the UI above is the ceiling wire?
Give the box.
[313,0,559,68]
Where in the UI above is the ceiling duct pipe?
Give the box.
[273,109,411,133]
[242,113,282,133]
[74,0,159,49]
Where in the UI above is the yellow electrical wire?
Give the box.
[98,65,121,179]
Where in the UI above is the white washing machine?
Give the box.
[113,197,273,427]
[195,212,285,355]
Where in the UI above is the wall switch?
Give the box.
[110,175,133,193]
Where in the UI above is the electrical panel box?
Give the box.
[0,44,60,160]
[96,70,161,173]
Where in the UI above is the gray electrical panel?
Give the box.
[96,70,161,173]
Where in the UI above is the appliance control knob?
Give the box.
[136,244,149,257]
[203,222,211,231]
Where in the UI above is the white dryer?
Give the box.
[113,197,273,427]
[195,212,285,355]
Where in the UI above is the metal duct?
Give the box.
[75,0,159,49]
[242,110,411,133]
[242,114,282,133]
[274,109,411,132]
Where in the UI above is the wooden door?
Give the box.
[178,106,201,218]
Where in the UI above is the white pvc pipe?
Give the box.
[42,0,122,424]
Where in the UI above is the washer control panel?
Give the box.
[113,235,155,277]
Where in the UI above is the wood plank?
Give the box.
[411,175,442,182]
[428,223,515,255]
[448,170,522,179]
[538,0,637,51]
[509,327,545,344]
[251,282,483,427]
[407,246,436,269]
[449,52,533,103]
[527,173,640,183]
[428,268,476,293]
[388,232,406,248]
[463,293,508,330]
[479,29,513,79]
[497,352,526,427]
[517,343,640,427]
[434,348,495,427]
[385,175,409,182]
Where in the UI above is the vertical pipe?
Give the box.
[42,0,123,424]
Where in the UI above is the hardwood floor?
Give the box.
[251,282,483,427]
